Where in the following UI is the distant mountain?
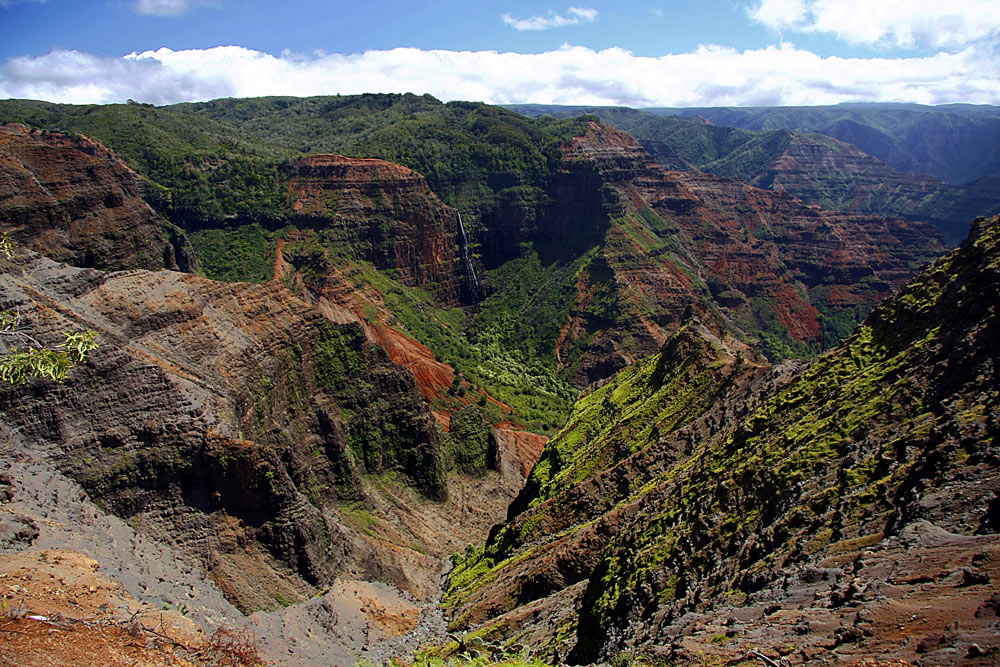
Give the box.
[509,104,1000,245]
[536,121,945,376]
[446,214,1000,664]
[648,102,1000,185]
[0,98,946,392]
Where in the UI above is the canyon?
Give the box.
[0,96,997,666]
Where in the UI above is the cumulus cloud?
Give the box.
[502,7,598,31]
[1,43,998,107]
[132,0,215,17]
[747,0,1000,49]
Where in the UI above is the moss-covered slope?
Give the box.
[447,215,1000,664]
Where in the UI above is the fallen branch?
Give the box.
[749,648,782,667]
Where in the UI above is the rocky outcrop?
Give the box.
[446,215,1000,665]
[285,154,463,304]
[493,426,547,481]
[551,122,946,384]
[0,123,195,271]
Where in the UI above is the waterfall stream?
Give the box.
[457,211,482,303]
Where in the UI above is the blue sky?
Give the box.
[1,0,998,106]
[0,1,912,61]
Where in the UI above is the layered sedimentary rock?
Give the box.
[756,131,941,210]
[0,123,194,271]
[551,122,946,385]
[285,154,463,304]
[0,129,545,631]
[446,215,1000,666]
[750,131,998,245]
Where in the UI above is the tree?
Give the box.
[0,233,98,385]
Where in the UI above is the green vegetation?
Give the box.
[0,99,296,226]
[308,322,447,499]
[0,95,594,432]
[449,216,999,661]
[314,325,368,389]
[446,324,747,606]
[743,297,812,361]
[520,324,740,509]
[0,96,587,233]
[646,103,1000,185]
[339,501,380,537]
[445,405,495,475]
[511,104,999,246]
[514,105,790,182]
[272,233,578,433]
[189,223,280,282]
[177,95,591,217]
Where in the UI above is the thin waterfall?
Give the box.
[457,211,482,303]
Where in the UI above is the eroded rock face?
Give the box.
[0,123,194,271]
[551,122,946,385]
[447,216,1000,666]
[285,154,462,304]
[0,255,447,613]
[271,234,459,403]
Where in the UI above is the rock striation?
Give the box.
[0,123,195,271]
[750,131,998,245]
[0,254,449,613]
[567,106,1000,247]
[0,127,546,642]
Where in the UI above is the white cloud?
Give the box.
[502,7,598,31]
[132,0,214,17]
[747,0,1000,49]
[1,42,997,107]
[0,0,46,7]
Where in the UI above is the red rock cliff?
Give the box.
[286,154,461,304]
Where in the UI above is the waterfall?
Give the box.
[457,211,482,303]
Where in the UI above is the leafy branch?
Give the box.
[0,234,99,385]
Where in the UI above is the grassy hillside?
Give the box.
[175,95,592,237]
[0,99,296,225]
[0,96,591,238]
